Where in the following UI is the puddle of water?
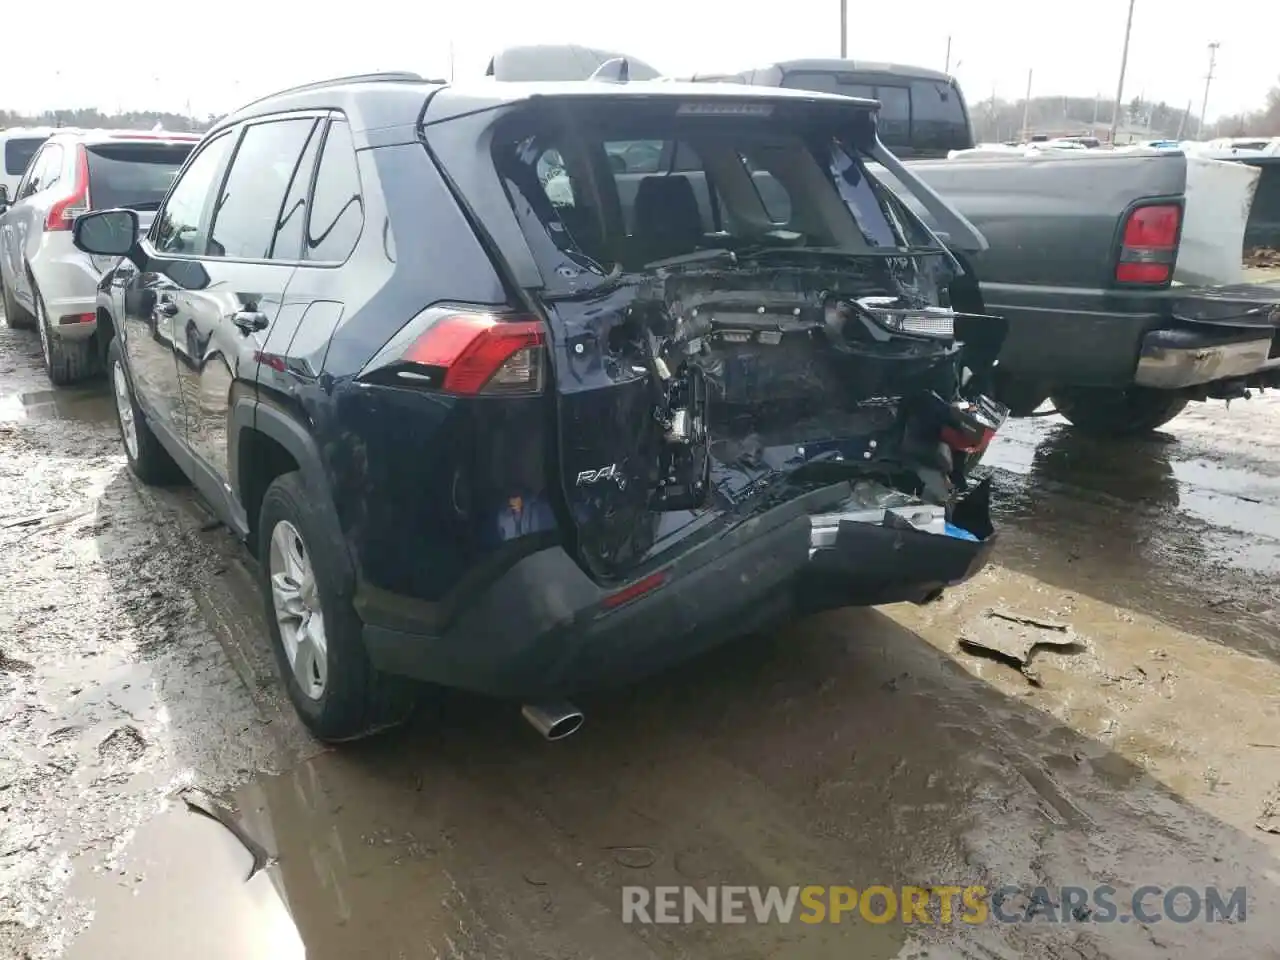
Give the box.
[62,803,305,960]
[0,385,115,424]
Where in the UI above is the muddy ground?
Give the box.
[1,308,1278,960]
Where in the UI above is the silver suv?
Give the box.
[0,129,200,384]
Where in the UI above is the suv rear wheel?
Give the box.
[258,471,418,742]
[36,287,93,386]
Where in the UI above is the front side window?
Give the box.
[305,119,364,262]
[153,134,233,255]
[209,118,317,260]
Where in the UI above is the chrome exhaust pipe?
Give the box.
[521,702,585,741]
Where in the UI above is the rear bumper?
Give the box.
[363,479,997,699]
[31,237,101,340]
[986,280,1280,390]
[1133,327,1277,389]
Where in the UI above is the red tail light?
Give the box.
[45,145,90,232]
[1115,203,1180,285]
[398,308,546,395]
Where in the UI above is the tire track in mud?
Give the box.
[0,321,307,960]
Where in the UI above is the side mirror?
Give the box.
[73,209,139,257]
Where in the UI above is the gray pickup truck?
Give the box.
[487,47,1280,437]
[701,59,1280,437]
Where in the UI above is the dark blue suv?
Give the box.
[72,71,1008,742]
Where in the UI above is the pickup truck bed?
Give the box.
[875,149,1280,433]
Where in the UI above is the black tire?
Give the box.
[36,288,93,385]
[257,471,418,742]
[106,337,184,485]
[1050,386,1189,438]
[2,274,35,330]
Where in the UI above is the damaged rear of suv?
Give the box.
[368,82,1010,712]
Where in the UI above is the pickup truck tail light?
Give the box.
[364,307,546,396]
[45,145,91,232]
[1115,203,1180,285]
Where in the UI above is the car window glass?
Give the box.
[15,147,44,199]
[874,85,912,143]
[910,79,969,150]
[604,140,663,175]
[269,121,323,260]
[305,119,364,262]
[85,143,193,211]
[209,118,316,260]
[5,137,45,177]
[153,133,233,256]
[21,145,63,199]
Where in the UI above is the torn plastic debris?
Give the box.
[809,479,982,553]
[178,786,276,881]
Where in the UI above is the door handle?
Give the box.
[155,299,179,317]
[232,310,269,334]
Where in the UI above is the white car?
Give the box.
[0,129,200,384]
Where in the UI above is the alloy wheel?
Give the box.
[268,520,329,699]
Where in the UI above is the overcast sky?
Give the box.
[3,0,1273,121]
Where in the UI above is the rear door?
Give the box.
[254,116,364,400]
[171,115,320,493]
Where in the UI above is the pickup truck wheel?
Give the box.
[1050,386,1189,437]
[258,471,420,742]
[107,337,184,485]
[2,277,35,330]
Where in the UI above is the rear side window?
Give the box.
[19,144,64,199]
[5,137,45,176]
[85,143,193,211]
[269,122,324,260]
[305,119,364,262]
[209,118,317,260]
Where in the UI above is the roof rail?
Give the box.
[230,71,428,114]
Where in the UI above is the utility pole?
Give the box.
[944,36,952,74]
[839,0,847,58]
[1199,42,1219,138]
[1021,69,1033,141]
[1175,99,1192,139]
[1109,0,1136,145]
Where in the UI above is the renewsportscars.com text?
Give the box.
[621,885,1247,925]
